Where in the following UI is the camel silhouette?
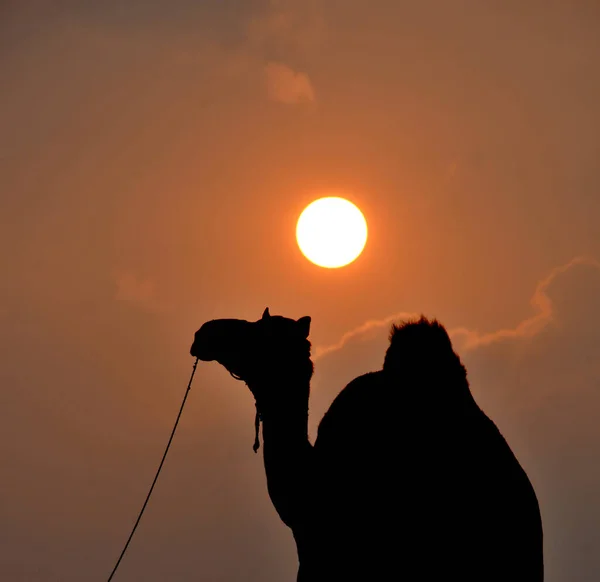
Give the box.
[191,309,544,581]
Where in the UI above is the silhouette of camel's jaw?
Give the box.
[190,318,252,377]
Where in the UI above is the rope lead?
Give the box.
[106,357,199,581]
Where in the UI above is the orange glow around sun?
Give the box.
[296,197,368,268]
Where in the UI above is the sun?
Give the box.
[296,197,368,268]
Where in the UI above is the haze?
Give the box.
[1,1,599,580]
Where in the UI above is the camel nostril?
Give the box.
[190,318,250,362]
[190,341,213,360]
[190,322,219,361]
[190,339,214,361]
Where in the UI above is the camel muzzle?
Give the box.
[190,318,251,365]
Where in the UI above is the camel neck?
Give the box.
[248,374,311,440]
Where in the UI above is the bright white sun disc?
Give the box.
[296,197,368,268]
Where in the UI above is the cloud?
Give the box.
[460,261,600,582]
[314,256,600,360]
[114,272,168,313]
[314,311,418,360]
[264,62,316,105]
[451,256,600,350]
[246,0,325,56]
[246,0,322,104]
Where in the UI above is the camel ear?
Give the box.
[262,307,271,319]
[297,316,311,338]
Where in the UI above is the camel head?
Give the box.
[191,308,313,388]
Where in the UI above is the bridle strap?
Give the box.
[253,404,261,454]
[229,371,262,453]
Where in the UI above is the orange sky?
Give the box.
[2,1,600,580]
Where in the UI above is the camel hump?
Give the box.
[383,315,467,384]
[384,315,455,364]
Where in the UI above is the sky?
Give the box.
[1,0,599,580]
